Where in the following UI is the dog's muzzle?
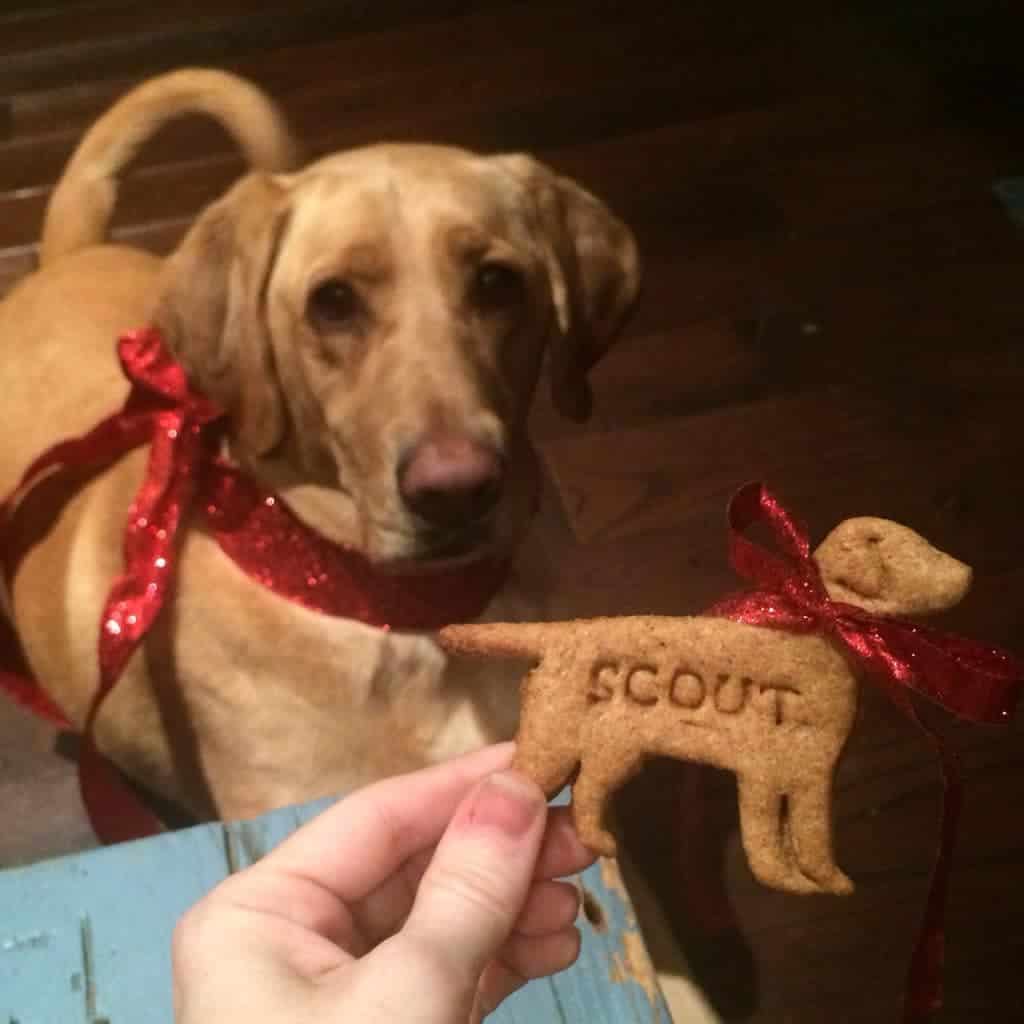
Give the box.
[397,432,504,544]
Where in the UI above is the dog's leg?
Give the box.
[788,779,853,894]
[737,776,821,894]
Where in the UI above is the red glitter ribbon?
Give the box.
[1,327,513,844]
[707,481,1023,1023]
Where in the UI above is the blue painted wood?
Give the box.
[1,825,230,1023]
[0,794,672,1023]
[0,912,84,1023]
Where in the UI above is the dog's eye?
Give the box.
[469,262,526,311]
[307,279,361,328]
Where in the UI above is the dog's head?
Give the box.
[814,516,972,617]
[153,145,639,563]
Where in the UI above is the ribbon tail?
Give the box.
[79,418,200,844]
[78,733,165,845]
[0,667,71,728]
[1,412,156,587]
[868,616,1024,725]
[725,482,818,592]
[0,411,158,783]
[831,618,964,1023]
[903,732,963,1024]
[3,414,153,506]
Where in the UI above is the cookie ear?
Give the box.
[493,155,641,421]
[814,519,889,608]
[153,173,290,455]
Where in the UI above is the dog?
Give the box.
[0,69,640,824]
[438,515,973,893]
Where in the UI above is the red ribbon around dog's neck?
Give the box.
[707,482,1023,1023]
[0,327,513,844]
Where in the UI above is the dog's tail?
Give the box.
[437,621,567,662]
[39,68,299,267]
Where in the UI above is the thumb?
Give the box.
[392,770,547,1017]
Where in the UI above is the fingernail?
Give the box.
[466,770,543,838]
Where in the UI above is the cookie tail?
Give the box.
[437,621,557,660]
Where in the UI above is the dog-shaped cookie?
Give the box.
[440,515,972,894]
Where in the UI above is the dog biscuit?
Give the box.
[439,514,973,895]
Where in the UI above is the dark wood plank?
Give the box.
[0,5,899,199]
[541,388,1024,559]
[0,0,532,94]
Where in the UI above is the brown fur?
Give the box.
[0,70,640,822]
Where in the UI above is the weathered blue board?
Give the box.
[0,795,672,1023]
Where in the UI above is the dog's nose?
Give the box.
[398,434,503,529]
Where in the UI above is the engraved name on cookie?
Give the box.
[586,656,803,725]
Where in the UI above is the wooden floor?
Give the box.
[2,1,1023,1020]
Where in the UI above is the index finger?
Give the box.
[259,743,517,903]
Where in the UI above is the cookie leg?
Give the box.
[737,778,820,894]
[513,749,579,798]
[572,751,645,857]
[513,718,580,797]
[788,782,853,895]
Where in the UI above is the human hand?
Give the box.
[172,743,595,1023]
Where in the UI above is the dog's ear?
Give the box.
[153,173,290,455]
[492,155,641,421]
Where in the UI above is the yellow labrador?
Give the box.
[0,70,639,823]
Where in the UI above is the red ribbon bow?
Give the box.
[82,332,223,844]
[2,327,514,844]
[2,330,224,843]
[708,481,1023,1023]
